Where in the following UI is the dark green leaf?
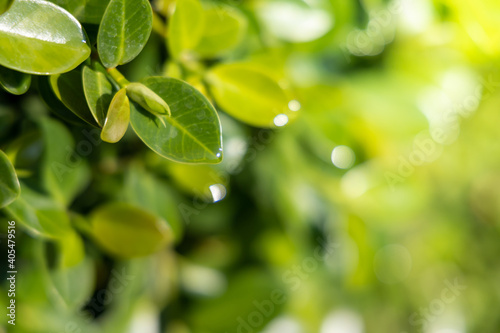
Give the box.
[97,0,153,68]
[0,65,30,95]
[101,88,130,143]
[50,68,100,127]
[82,65,114,126]
[47,0,111,24]
[0,149,20,208]
[91,202,173,258]
[0,0,90,74]
[0,0,13,15]
[130,77,223,163]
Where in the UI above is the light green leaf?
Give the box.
[101,88,130,143]
[167,0,205,59]
[126,82,171,116]
[40,117,91,207]
[194,6,247,58]
[3,183,73,238]
[0,0,90,74]
[0,0,13,15]
[82,65,114,126]
[0,149,20,208]
[97,0,153,68]
[47,0,111,24]
[0,65,30,95]
[206,63,292,128]
[91,202,173,258]
[130,77,223,163]
[50,68,100,127]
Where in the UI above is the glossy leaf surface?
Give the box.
[97,0,153,68]
[0,0,90,74]
[0,65,30,95]
[130,77,223,163]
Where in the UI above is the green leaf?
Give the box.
[130,77,223,163]
[82,65,114,126]
[0,0,90,74]
[101,88,130,143]
[167,0,205,59]
[126,82,171,116]
[0,0,13,15]
[40,117,91,207]
[97,0,153,68]
[194,6,247,58]
[124,165,184,242]
[0,65,30,95]
[37,76,90,127]
[50,68,100,127]
[3,183,73,238]
[206,63,292,128]
[91,202,173,258]
[47,0,111,24]
[0,150,20,208]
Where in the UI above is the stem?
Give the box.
[107,68,130,89]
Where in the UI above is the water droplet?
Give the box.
[209,184,227,203]
[288,100,301,111]
[331,145,355,169]
[273,114,289,127]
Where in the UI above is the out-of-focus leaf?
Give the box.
[124,165,183,242]
[101,88,130,143]
[0,0,90,74]
[40,117,91,207]
[0,149,20,208]
[47,0,111,24]
[97,0,153,68]
[0,0,13,14]
[194,6,247,58]
[82,65,114,127]
[167,0,204,59]
[126,82,171,116]
[0,65,30,95]
[207,63,292,127]
[50,68,100,127]
[130,77,223,163]
[58,231,85,267]
[3,183,73,238]
[91,202,173,258]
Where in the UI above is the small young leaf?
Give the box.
[206,63,291,127]
[129,77,223,164]
[0,65,30,95]
[167,0,205,59]
[101,88,130,143]
[82,65,114,126]
[91,202,173,258]
[0,0,13,15]
[97,0,153,68]
[39,118,91,207]
[194,6,247,58]
[126,82,171,116]
[50,68,100,127]
[0,0,90,74]
[0,150,20,208]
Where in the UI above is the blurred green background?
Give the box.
[2,0,500,332]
